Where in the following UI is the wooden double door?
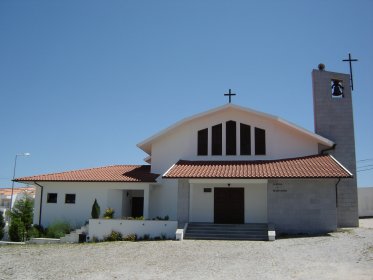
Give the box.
[214,188,244,224]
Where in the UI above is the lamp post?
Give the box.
[9,153,30,210]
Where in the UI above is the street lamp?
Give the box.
[9,153,31,210]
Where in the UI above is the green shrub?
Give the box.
[121,216,144,220]
[9,217,25,242]
[8,195,34,241]
[104,231,123,241]
[143,234,150,240]
[123,233,137,241]
[0,211,5,240]
[46,221,71,238]
[153,215,169,221]
[103,208,115,219]
[91,199,100,219]
[29,225,46,238]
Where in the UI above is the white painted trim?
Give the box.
[329,155,354,176]
[137,103,334,155]
[162,163,176,177]
[189,179,268,184]
[144,156,151,164]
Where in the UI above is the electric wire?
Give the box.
[357,167,373,172]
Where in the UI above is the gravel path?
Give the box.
[1,220,372,280]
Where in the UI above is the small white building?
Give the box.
[15,68,358,238]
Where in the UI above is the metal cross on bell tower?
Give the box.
[224,89,236,103]
[342,53,358,91]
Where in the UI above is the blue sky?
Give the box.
[1,1,372,187]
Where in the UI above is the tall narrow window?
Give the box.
[226,121,236,155]
[212,123,222,155]
[240,123,251,155]
[198,128,208,155]
[255,127,266,155]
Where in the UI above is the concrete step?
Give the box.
[185,223,269,241]
[60,224,88,243]
[184,235,268,241]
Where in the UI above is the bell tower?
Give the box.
[312,66,358,227]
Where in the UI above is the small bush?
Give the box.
[46,221,71,238]
[104,231,123,242]
[9,218,25,242]
[153,215,169,221]
[143,234,150,240]
[123,233,137,241]
[121,216,144,220]
[28,225,46,238]
[91,199,100,219]
[103,208,115,219]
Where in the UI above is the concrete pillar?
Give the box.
[143,185,150,219]
[177,179,190,226]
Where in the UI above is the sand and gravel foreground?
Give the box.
[0,219,372,280]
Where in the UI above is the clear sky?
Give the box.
[1,1,372,188]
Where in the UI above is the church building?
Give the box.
[15,67,359,240]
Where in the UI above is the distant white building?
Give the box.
[0,187,35,217]
[15,68,358,237]
[358,187,373,217]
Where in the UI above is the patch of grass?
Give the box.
[46,222,71,239]
[336,228,354,234]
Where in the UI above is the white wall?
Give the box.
[358,187,373,217]
[149,178,178,220]
[150,107,319,174]
[189,180,268,223]
[89,219,178,240]
[32,182,152,228]
[189,184,214,222]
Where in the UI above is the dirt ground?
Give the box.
[0,219,372,280]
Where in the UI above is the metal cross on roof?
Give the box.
[342,53,358,91]
[224,89,236,103]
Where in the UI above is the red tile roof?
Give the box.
[15,165,159,183]
[0,187,35,196]
[163,155,352,179]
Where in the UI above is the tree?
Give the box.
[0,211,5,240]
[9,217,25,242]
[91,199,100,219]
[8,194,34,241]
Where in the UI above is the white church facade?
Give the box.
[16,68,358,239]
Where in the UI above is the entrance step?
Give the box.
[184,223,269,241]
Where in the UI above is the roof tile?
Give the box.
[15,165,159,183]
[163,155,352,179]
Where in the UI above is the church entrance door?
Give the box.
[132,197,144,218]
[214,188,244,224]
